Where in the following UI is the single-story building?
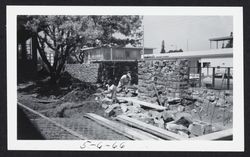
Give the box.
[81,46,154,63]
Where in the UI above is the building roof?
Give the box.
[209,36,233,41]
[81,46,154,51]
[144,48,233,59]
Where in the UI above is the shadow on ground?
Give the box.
[17,106,45,140]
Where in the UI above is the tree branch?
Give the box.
[34,35,53,73]
[47,25,57,48]
[55,45,75,77]
[37,34,56,52]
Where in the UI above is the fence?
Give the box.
[188,67,233,90]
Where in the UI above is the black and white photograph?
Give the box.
[6,6,244,151]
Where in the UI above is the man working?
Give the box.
[103,79,117,102]
[117,71,132,93]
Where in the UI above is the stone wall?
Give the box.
[65,63,100,83]
[65,62,138,85]
[138,59,189,103]
[137,59,233,108]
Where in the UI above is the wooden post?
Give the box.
[212,67,215,88]
[199,65,202,87]
[110,47,113,61]
[227,67,230,90]
[31,36,37,79]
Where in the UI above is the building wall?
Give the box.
[112,48,141,60]
[188,58,199,74]
[144,49,153,54]
[102,48,112,60]
[200,58,233,76]
[85,47,153,62]
[88,48,104,61]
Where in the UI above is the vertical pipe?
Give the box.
[199,65,202,87]
[212,67,215,89]
[142,25,145,60]
[227,67,230,90]
[187,67,190,85]
[110,47,113,61]
[32,36,37,76]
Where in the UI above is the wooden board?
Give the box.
[117,97,167,111]
[84,113,162,140]
[190,129,233,140]
[116,115,186,140]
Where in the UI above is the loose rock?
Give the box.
[188,121,212,136]
[105,104,120,117]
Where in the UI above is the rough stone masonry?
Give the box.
[65,62,138,85]
[137,59,189,103]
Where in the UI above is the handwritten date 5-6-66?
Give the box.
[80,141,126,149]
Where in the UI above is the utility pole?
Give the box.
[142,25,145,59]
[186,39,189,51]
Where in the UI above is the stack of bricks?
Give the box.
[137,59,189,103]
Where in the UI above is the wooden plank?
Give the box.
[116,115,186,140]
[190,129,233,140]
[152,84,163,106]
[17,101,87,140]
[84,113,162,140]
[117,97,167,111]
[34,99,58,103]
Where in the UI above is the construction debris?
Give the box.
[105,103,120,117]
[84,113,162,140]
[188,121,212,136]
[165,123,188,132]
[117,97,167,110]
[116,115,186,140]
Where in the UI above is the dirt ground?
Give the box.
[17,80,131,140]
[17,82,105,118]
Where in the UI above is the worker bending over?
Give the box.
[103,79,117,102]
[117,71,132,93]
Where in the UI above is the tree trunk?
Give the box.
[49,70,60,88]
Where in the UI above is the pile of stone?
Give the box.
[102,100,143,118]
[137,59,189,104]
[182,88,233,108]
[100,98,214,138]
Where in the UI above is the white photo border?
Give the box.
[7,6,244,151]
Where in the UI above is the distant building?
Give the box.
[81,46,154,63]
[201,33,233,76]
[209,32,233,49]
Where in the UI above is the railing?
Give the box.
[188,67,233,90]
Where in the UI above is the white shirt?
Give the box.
[118,74,131,88]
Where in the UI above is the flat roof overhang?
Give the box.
[209,36,233,41]
[143,48,233,60]
[91,60,139,63]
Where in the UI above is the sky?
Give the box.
[142,16,233,53]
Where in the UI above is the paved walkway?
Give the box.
[30,117,130,140]
[18,106,129,140]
